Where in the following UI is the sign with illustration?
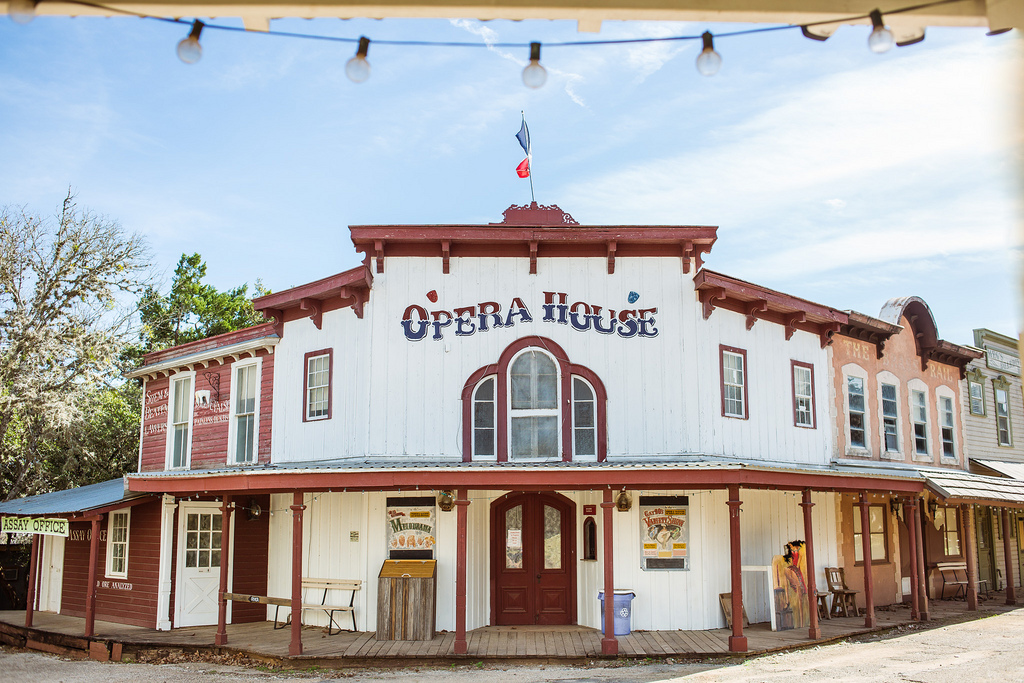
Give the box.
[386,496,436,560]
[771,540,810,631]
[400,290,659,342]
[639,496,689,570]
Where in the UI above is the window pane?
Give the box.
[212,514,222,531]
[536,416,558,457]
[869,506,884,533]
[474,429,494,456]
[574,401,595,428]
[185,551,197,568]
[475,377,493,401]
[505,505,523,569]
[575,428,595,456]
[870,533,886,560]
[543,505,561,570]
[510,374,531,409]
[573,378,593,401]
[474,401,494,428]
[187,514,198,531]
[199,514,211,531]
[511,417,532,457]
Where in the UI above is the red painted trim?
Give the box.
[127,467,928,495]
[791,360,816,429]
[720,345,749,420]
[454,490,469,654]
[461,364,498,462]
[85,517,100,637]
[215,495,231,646]
[913,500,930,620]
[141,323,278,366]
[496,337,571,463]
[962,504,979,611]
[253,266,372,312]
[1001,508,1016,605]
[290,492,305,656]
[800,490,821,639]
[299,298,323,330]
[857,494,877,627]
[302,348,333,423]
[600,489,616,655]
[727,485,746,652]
[569,365,608,462]
[694,269,847,324]
[25,535,38,628]
[904,499,921,620]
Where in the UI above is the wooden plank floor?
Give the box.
[1,600,1014,662]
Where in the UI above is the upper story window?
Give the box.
[720,346,747,419]
[303,349,332,422]
[853,503,888,563]
[791,361,815,428]
[911,388,929,456]
[229,358,262,465]
[847,375,867,449]
[105,509,130,579]
[167,372,194,469]
[462,337,606,462]
[994,378,1012,446]
[935,505,961,557]
[939,393,955,459]
[967,369,986,416]
[881,383,899,453]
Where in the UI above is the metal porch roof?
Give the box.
[0,478,148,516]
[924,468,1024,507]
[971,459,1024,481]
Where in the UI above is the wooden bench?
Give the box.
[225,578,361,635]
[935,562,987,600]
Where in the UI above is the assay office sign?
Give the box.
[401,291,659,342]
[1,516,69,537]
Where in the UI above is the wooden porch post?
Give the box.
[903,498,920,621]
[454,488,469,655]
[962,504,979,611]
[24,534,38,628]
[857,492,876,628]
[727,484,746,652]
[914,499,929,621]
[1001,508,1016,605]
[600,488,617,656]
[290,492,306,656]
[800,489,820,640]
[215,495,232,646]
[85,516,101,637]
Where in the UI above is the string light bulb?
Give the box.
[346,36,371,83]
[695,32,722,76]
[868,9,894,53]
[8,0,37,24]
[177,20,204,64]
[522,42,547,89]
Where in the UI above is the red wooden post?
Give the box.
[289,492,306,656]
[25,534,38,628]
[727,484,746,652]
[800,489,820,640]
[858,492,876,628]
[215,495,232,646]
[85,517,100,637]
[903,499,920,621]
[454,488,470,655]
[600,488,617,656]
[914,499,929,621]
[962,504,979,611]
[1001,508,1016,605]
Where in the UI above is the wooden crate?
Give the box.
[376,560,436,641]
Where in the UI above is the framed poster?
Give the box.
[386,496,436,559]
[639,496,689,570]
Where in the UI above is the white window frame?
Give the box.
[507,348,561,461]
[935,386,957,462]
[572,375,598,460]
[721,348,747,419]
[227,356,263,466]
[165,371,196,470]
[876,371,902,459]
[472,375,497,459]
[792,361,815,429]
[995,381,1013,447]
[843,364,870,456]
[304,351,331,421]
[105,509,130,579]
[908,380,930,461]
[967,374,986,416]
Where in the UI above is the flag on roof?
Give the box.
[516,158,530,178]
[516,117,530,156]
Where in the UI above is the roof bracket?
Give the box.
[876,339,887,360]
[606,240,617,274]
[441,240,450,274]
[264,308,284,337]
[299,298,323,330]
[819,322,841,349]
[745,300,768,330]
[529,240,538,275]
[374,240,385,274]
[681,240,693,274]
[339,286,367,319]
[785,312,806,341]
[699,287,726,320]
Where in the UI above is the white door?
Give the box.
[175,504,229,627]
[38,535,64,613]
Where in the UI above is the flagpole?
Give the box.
[518,111,536,204]
[528,156,536,204]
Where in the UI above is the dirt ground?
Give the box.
[3,608,1024,682]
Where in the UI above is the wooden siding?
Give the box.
[270,257,833,465]
[60,500,162,629]
[138,352,274,472]
[266,489,838,633]
[231,494,271,623]
[961,343,1024,464]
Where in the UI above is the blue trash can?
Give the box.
[598,590,635,635]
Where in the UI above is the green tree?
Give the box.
[139,253,268,351]
[0,193,150,500]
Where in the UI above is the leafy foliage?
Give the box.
[139,253,268,351]
[0,193,150,500]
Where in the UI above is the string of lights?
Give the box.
[6,0,999,87]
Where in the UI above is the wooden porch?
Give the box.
[1,601,1014,665]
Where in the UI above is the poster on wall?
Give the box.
[639,496,689,570]
[771,541,810,631]
[386,496,436,560]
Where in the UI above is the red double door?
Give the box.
[492,492,576,625]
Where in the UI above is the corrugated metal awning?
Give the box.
[0,478,150,517]
[971,459,1024,481]
[924,468,1024,508]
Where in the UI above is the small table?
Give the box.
[741,565,776,631]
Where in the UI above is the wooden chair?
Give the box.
[825,567,859,618]
[815,591,832,620]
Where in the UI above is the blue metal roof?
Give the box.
[0,478,148,516]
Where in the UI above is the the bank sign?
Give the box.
[1,516,70,537]
[401,291,659,342]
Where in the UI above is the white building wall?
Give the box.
[270,257,834,465]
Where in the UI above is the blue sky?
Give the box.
[0,15,1019,346]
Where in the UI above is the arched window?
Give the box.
[461,337,606,463]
